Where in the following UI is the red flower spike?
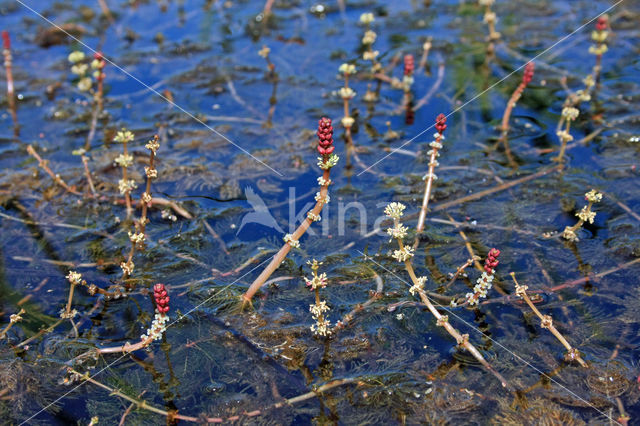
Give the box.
[522,62,535,85]
[596,16,607,31]
[94,51,104,61]
[403,54,415,76]
[317,117,334,156]
[435,113,447,134]
[484,248,500,274]
[1,31,10,50]
[153,283,170,314]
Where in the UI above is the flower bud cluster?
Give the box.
[466,248,500,306]
[522,62,534,85]
[589,16,609,56]
[153,283,170,314]
[317,117,334,156]
[402,54,415,90]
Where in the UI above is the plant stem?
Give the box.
[242,168,332,305]
[396,238,511,389]
[73,367,356,423]
[511,273,587,368]
[26,145,81,195]
[415,133,442,237]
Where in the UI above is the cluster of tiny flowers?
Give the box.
[311,316,331,337]
[141,312,169,341]
[465,248,500,306]
[141,192,152,205]
[145,137,160,153]
[387,222,408,240]
[68,51,93,91]
[589,16,609,55]
[409,276,427,296]
[309,300,330,317]
[360,12,374,24]
[305,273,328,291]
[307,211,321,222]
[114,129,135,144]
[317,154,339,170]
[392,246,414,262]
[118,179,137,195]
[258,45,270,59]
[585,189,603,203]
[556,129,573,143]
[317,176,332,186]
[339,63,356,75]
[128,231,145,247]
[384,202,406,219]
[362,30,376,45]
[562,107,580,121]
[120,260,134,275]
[339,87,356,100]
[562,190,602,242]
[576,206,596,224]
[145,166,158,178]
[283,233,300,248]
[315,191,330,205]
[305,259,332,337]
[114,154,134,168]
[66,270,83,286]
[9,311,23,324]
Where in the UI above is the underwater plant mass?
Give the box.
[1,0,640,423]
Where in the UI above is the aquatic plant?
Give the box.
[121,135,160,282]
[306,259,332,337]
[416,113,447,236]
[114,128,137,219]
[242,118,339,305]
[555,106,580,163]
[590,15,609,82]
[499,61,534,165]
[465,248,499,306]
[479,0,500,56]
[511,273,588,367]
[384,202,511,389]
[562,189,602,242]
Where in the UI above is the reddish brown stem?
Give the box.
[242,168,332,304]
[26,145,81,195]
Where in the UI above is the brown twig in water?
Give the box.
[511,273,588,367]
[71,367,357,423]
[26,145,81,195]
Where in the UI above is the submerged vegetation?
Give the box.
[1,0,640,424]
